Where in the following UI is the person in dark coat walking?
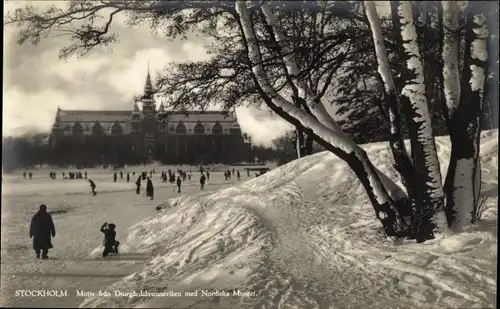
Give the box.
[89,179,97,196]
[200,174,206,190]
[29,172,33,180]
[113,172,117,183]
[23,171,27,180]
[207,171,210,181]
[100,223,119,257]
[84,171,87,179]
[29,204,56,259]
[176,176,182,193]
[127,173,130,183]
[135,176,141,194]
[237,170,241,181]
[146,177,154,200]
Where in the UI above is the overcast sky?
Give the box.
[3,1,298,146]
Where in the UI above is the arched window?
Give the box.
[111,121,123,135]
[175,121,187,134]
[212,121,223,134]
[193,121,205,134]
[73,121,84,133]
[92,121,103,135]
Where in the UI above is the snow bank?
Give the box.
[79,130,498,309]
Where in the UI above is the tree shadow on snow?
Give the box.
[475,219,497,235]
[482,186,498,199]
[48,210,69,215]
[97,255,152,262]
[82,252,152,262]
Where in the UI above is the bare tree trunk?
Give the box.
[295,128,305,158]
[365,1,416,223]
[305,134,314,155]
[395,1,447,241]
[443,2,489,229]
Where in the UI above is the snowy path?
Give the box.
[0,176,238,308]
[236,180,422,309]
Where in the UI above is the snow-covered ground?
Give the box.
[0,169,246,307]
[1,131,497,308]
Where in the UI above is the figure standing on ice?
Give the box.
[127,172,130,183]
[29,204,56,259]
[146,177,154,200]
[176,176,182,193]
[89,179,97,196]
[135,176,141,194]
[113,172,117,183]
[100,223,120,257]
[200,173,206,190]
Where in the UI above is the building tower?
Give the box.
[140,65,157,161]
[142,67,156,116]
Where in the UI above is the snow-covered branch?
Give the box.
[259,2,342,134]
[235,2,354,154]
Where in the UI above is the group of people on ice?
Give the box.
[135,174,156,200]
[224,168,240,181]
[161,169,192,183]
[113,171,130,182]
[29,204,120,259]
[22,171,33,180]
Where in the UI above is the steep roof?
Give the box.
[58,110,132,122]
[57,109,237,127]
[164,111,236,122]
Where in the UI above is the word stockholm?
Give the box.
[15,290,68,297]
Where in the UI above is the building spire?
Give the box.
[144,61,153,97]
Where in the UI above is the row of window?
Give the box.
[63,122,232,134]
[135,122,227,134]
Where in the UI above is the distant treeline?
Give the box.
[1,133,292,172]
[2,134,51,172]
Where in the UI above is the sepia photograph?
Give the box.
[2,0,498,308]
